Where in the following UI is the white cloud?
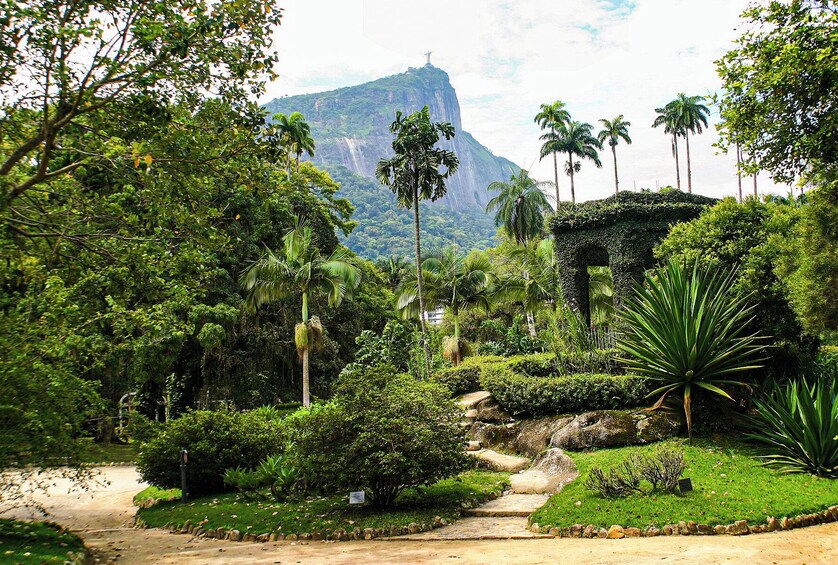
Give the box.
[263,0,788,201]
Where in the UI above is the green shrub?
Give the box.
[430,366,480,396]
[747,378,838,478]
[584,446,686,498]
[223,454,298,501]
[480,365,650,417]
[123,412,162,443]
[284,368,471,506]
[137,408,285,495]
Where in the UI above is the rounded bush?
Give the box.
[136,409,284,495]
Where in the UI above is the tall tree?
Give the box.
[397,248,493,366]
[597,115,632,194]
[375,107,459,367]
[534,101,570,206]
[274,112,316,173]
[241,220,361,408]
[653,103,684,190]
[539,121,602,203]
[378,255,410,287]
[502,238,562,336]
[485,169,552,244]
[670,93,710,193]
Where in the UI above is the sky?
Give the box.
[261,0,788,202]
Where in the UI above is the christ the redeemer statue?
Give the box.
[424,51,432,65]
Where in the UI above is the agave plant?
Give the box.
[257,453,299,501]
[747,379,838,478]
[616,258,764,443]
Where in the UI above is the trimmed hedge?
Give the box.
[480,365,651,417]
[430,366,481,396]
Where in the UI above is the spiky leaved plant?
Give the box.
[616,258,764,443]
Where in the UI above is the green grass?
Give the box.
[0,519,86,564]
[78,439,138,464]
[134,486,183,506]
[137,471,509,535]
[531,438,838,530]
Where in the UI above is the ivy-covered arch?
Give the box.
[549,191,716,323]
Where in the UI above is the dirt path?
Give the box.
[3,467,837,564]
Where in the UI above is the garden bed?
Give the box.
[135,470,509,541]
[530,438,838,535]
[0,519,87,564]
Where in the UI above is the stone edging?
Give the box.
[530,505,838,538]
[134,490,505,542]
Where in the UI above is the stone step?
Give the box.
[466,440,481,451]
[462,494,550,518]
[468,449,530,473]
[457,390,492,409]
[381,517,552,541]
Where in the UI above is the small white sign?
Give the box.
[349,491,365,504]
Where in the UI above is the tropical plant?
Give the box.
[616,258,765,443]
[747,378,838,478]
[588,266,614,329]
[477,315,546,357]
[669,94,710,193]
[485,169,553,244]
[257,453,299,501]
[535,100,571,204]
[597,115,632,194]
[652,102,685,190]
[501,238,561,336]
[274,112,316,173]
[377,255,410,287]
[539,120,602,203]
[376,107,459,366]
[397,248,493,366]
[240,219,361,407]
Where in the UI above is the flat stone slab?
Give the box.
[457,390,492,409]
[468,449,530,473]
[510,448,579,494]
[386,517,552,540]
[463,494,550,517]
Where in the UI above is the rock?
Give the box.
[205,529,216,539]
[269,533,279,541]
[311,532,324,541]
[624,527,641,537]
[551,411,637,450]
[216,528,225,539]
[713,525,726,535]
[645,526,660,537]
[513,416,573,457]
[730,520,749,535]
[193,528,204,537]
[458,391,493,409]
[749,525,762,534]
[407,523,421,535]
[678,521,690,535]
[509,448,578,494]
[697,524,712,535]
[597,528,608,538]
[475,398,513,423]
[469,449,530,473]
[662,525,673,536]
[570,524,584,538]
[780,517,791,530]
[584,524,597,538]
[607,525,625,539]
[228,530,241,542]
[180,520,192,534]
[687,521,698,534]
[257,533,270,542]
[529,522,540,533]
[634,411,681,443]
[466,440,481,451]
[464,408,479,419]
[467,422,519,453]
[299,533,312,540]
[243,533,257,542]
[285,533,297,541]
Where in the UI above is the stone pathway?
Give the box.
[464,494,550,518]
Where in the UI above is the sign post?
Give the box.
[180,449,188,503]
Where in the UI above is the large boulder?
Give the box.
[550,410,680,450]
[510,448,578,494]
[636,411,682,442]
[474,397,513,423]
[467,422,518,452]
[469,449,530,473]
[513,416,574,457]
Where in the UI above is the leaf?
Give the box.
[144,154,154,166]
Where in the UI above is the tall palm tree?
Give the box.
[670,93,709,193]
[540,121,602,204]
[240,219,361,408]
[652,103,684,190]
[376,107,459,368]
[597,115,632,194]
[485,169,553,244]
[274,112,316,174]
[397,248,493,366]
[501,238,561,336]
[535,101,570,206]
[378,255,409,287]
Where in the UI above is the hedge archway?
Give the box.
[549,191,716,324]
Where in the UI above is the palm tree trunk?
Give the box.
[526,311,537,338]
[296,152,301,172]
[611,144,619,195]
[453,311,461,367]
[552,152,560,206]
[753,173,757,198]
[685,131,692,193]
[736,144,743,203]
[412,185,432,373]
[302,348,310,408]
[567,153,576,204]
[673,134,681,191]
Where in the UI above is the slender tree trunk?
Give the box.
[523,269,536,337]
[685,131,692,193]
[611,143,619,195]
[567,152,576,204]
[673,134,681,190]
[736,144,743,203]
[552,152,560,206]
[753,173,758,198]
[413,185,432,373]
[296,152,301,172]
[302,348,310,408]
[453,311,461,366]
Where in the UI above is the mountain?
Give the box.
[263,64,519,213]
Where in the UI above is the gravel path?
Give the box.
[2,466,836,564]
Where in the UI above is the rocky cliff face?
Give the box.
[263,65,519,211]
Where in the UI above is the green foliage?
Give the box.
[584,446,686,498]
[477,316,547,357]
[480,365,650,417]
[656,197,810,357]
[430,366,481,396]
[284,369,471,507]
[716,0,838,184]
[616,258,765,442]
[531,438,838,530]
[223,454,298,501]
[747,378,838,478]
[539,120,603,203]
[485,169,552,244]
[137,409,285,495]
[0,519,87,565]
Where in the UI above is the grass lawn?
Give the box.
[137,470,509,535]
[133,486,182,506]
[78,439,138,464]
[0,519,87,565]
[531,437,838,530]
